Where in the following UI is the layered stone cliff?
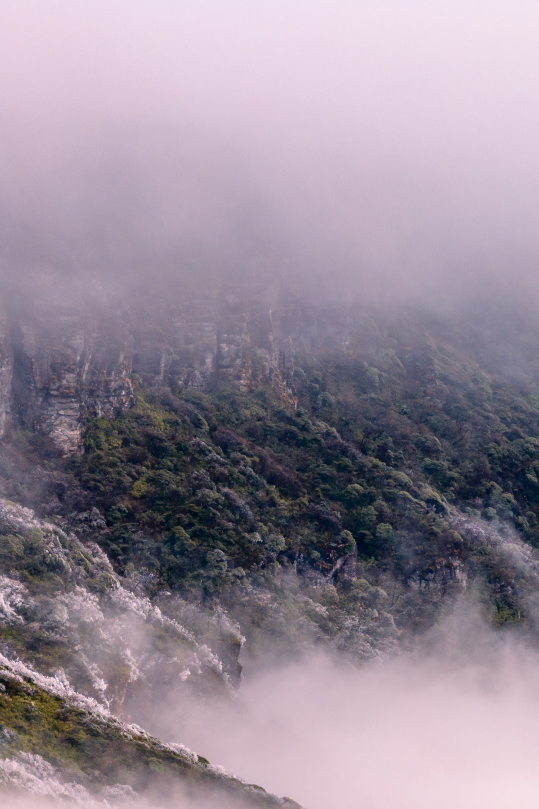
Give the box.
[0,273,356,453]
[0,278,262,452]
[0,268,377,453]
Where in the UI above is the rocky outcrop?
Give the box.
[0,308,13,438]
[8,297,134,453]
[0,274,360,453]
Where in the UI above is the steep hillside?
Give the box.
[0,499,301,807]
[0,659,300,808]
[3,287,539,803]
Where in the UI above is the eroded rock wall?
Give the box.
[0,275,357,453]
[8,293,134,453]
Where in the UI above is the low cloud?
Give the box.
[139,614,539,809]
[1,2,539,304]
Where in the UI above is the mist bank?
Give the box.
[131,618,539,809]
[5,609,539,809]
[1,2,539,307]
[1,117,537,313]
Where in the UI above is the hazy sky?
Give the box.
[2,2,539,299]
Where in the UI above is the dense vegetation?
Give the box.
[4,300,539,803]
[61,306,539,594]
[4,302,539,638]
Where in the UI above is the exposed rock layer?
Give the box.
[0,276,350,453]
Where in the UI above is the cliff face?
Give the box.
[6,295,134,453]
[0,276,342,453]
[0,308,13,439]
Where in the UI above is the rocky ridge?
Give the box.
[0,659,301,808]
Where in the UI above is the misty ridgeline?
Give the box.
[4,3,539,808]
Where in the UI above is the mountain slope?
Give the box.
[3,290,539,804]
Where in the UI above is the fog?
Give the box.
[136,614,539,809]
[6,615,539,809]
[2,2,539,302]
[3,3,539,807]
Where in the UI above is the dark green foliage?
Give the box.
[58,305,539,601]
[70,386,451,591]
[5,305,539,629]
